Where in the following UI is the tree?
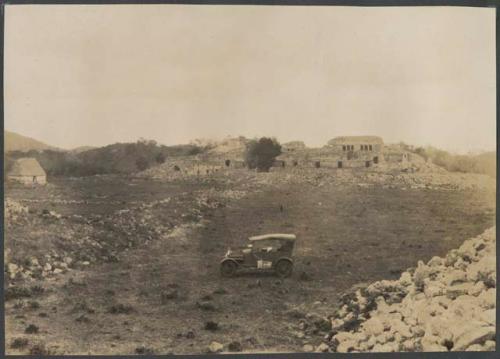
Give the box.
[155,152,166,164]
[135,156,150,171]
[244,137,281,172]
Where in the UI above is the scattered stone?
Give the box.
[318,227,496,353]
[208,341,224,353]
[197,301,216,311]
[302,344,314,352]
[453,326,495,351]
[315,343,330,352]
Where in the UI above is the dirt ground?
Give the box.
[4,173,495,354]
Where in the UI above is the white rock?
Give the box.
[331,318,344,331]
[466,344,485,351]
[334,332,355,344]
[7,263,18,274]
[424,282,446,298]
[391,321,412,338]
[315,343,330,352]
[468,281,486,297]
[466,256,495,282]
[428,256,444,267]
[401,339,416,351]
[447,283,475,299]
[421,333,447,352]
[478,309,495,326]
[453,257,468,270]
[444,270,467,286]
[29,257,40,266]
[208,341,224,353]
[361,317,384,336]
[371,342,399,352]
[399,272,413,286]
[302,344,314,352]
[483,340,495,351]
[453,326,495,351]
[477,288,496,309]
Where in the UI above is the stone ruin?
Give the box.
[310,227,496,353]
[274,136,418,170]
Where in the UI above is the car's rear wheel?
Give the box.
[220,260,237,277]
[275,260,293,278]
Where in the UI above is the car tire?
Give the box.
[275,259,293,278]
[220,260,237,277]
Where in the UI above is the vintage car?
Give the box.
[220,233,296,277]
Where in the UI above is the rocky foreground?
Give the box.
[321,227,496,352]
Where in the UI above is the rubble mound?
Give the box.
[4,199,29,224]
[326,227,496,352]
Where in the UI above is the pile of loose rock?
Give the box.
[4,186,247,285]
[4,199,29,224]
[321,227,496,352]
[6,254,74,281]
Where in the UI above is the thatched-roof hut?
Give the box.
[7,158,47,185]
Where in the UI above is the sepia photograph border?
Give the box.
[1,0,498,358]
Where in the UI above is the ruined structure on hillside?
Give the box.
[282,141,306,153]
[274,136,420,170]
[326,136,384,168]
[143,135,420,176]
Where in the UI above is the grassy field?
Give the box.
[4,173,495,354]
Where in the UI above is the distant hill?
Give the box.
[70,146,96,154]
[5,131,61,153]
[5,139,204,177]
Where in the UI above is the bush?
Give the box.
[5,286,32,301]
[411,146,495,178]
[24,324,39,334]
[155,152,166,164]
[5,140,206,177]
[135,157,150,171]
[10,337,29,349]
[245,137,281,172]
[108,303,135,314]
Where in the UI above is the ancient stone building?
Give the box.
[282,141,306,153]
[326,136,384,168]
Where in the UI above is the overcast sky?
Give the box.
[5,5,496,153]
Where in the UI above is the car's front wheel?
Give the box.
[275,259,293,278]
[220,260,237,277]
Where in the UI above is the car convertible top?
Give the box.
[248,233,296,241]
